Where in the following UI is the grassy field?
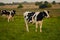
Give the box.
[0,8,60,40]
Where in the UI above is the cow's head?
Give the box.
[11,10,16,14]
[43,10,50,18]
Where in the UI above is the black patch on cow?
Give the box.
[1,10,16,17]
[27,12,35,22]
[37,11,48,21]
[1,10,8,15]
[47,11,49,13]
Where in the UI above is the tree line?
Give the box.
[0,1,60,8]
[35,1,60,8]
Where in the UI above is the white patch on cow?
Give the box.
[24,11,31,20]
[44,10,50,18]
[11,10,14,13]
[24,11,31,16]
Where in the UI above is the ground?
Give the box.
[0,8,60,40]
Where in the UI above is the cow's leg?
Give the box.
[24,18,29,32]
[7,15,9,22]
[32,17,35,24]
[32,15,36,24]
[32,17,34,24]
[39,21,43,32]
[8,17,10,22]
[35,21,38,32]
[7,15,12,22]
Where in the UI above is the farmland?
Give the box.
[0,4,60,40]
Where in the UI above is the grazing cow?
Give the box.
[0,10,16,22]
[24,10,50,32]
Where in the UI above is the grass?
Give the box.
[0,8,60,40]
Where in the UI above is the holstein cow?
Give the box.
[24,10,50,32]
[0,10,16,22]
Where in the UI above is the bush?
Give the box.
[0,3,5,6]
[18,4,23,8]
[58,3,60,4]
[39,3,52,8]
[39,4,47,8]
[46,3,52,8]
[35,1,52,9]
[35,1,43,5]
[39,2,52,9]
[35,2,40,5]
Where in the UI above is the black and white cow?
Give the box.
[0,10,16,22]
[24,10,50,32]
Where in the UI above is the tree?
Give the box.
[44,1,49,4]
[18,4,23,8]
[39,3,52,8]
[0,2,5,6]
[35,2,40,5]
[39,1,52,9]
[35,1,43,5]
[52,1,56,4]
[35,1,52,9]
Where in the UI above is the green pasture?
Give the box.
[0,8,60,40]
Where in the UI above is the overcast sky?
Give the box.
[0,0,60,3]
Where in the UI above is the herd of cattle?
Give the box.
[0,10,50,32]
[0,10,16,22]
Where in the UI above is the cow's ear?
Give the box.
[48,11,49,13]
[0,10,1,12]
[13,10,15,12]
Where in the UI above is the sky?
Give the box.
[0,0,60,3]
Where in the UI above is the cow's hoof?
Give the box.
[40,30,42,32]
[35,30,37,32]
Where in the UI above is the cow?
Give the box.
[24,10,50,32]
[0,10,16,22]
